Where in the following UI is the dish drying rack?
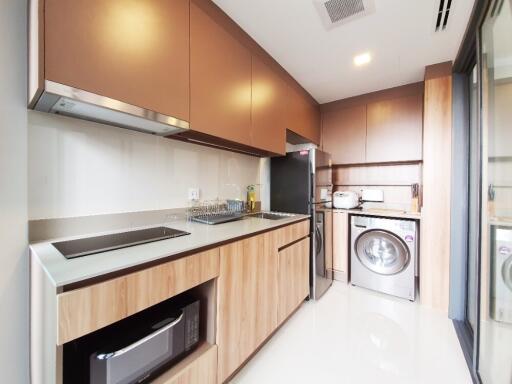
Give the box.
[188,200,248,225]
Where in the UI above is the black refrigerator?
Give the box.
[271,149,333,300]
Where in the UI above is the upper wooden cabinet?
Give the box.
[321,84,424,165]
[44,0,190,122]
[190,0,252,147]
[251,55,287,155]
[287,84,321,145]
[322,105,367,164]
[366,94,423,163]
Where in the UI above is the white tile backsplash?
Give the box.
[28,111,262,219]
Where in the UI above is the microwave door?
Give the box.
[90,312,185,384]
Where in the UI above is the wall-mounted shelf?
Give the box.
[333,160,423,168]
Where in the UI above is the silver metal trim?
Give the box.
[95,311,184,360]
[28,0,44,108]
[33,81,190,134]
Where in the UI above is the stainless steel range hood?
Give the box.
[30,81,189,135]
[27,0,189,136]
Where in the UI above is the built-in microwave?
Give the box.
[64,296,200,384]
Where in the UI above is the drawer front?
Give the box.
[276,220,310,248]
[57,248,219,345]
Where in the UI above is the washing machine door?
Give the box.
[355,229,410,275]
[503,256,512,292]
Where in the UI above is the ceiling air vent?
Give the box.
[315,0,375,30]
[435,0,452,32]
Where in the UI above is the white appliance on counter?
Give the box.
[361,189,384,202]
[491,226,512,323]
[351,215,418,301]
[333,191,360,209]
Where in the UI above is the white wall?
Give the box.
[0,0,29,382]
[28,112,262,219]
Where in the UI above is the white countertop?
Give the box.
[30,215,309,289]
[333,208,422,220]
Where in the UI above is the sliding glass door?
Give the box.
[467,64,479,337]
[478,1,512,383]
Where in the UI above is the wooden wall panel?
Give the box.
[57,249,220,344]
[420,62,452,312]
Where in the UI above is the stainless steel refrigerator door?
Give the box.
[311,205,333,300]
[311,149,333,204]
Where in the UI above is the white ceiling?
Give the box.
[212,0,476,103]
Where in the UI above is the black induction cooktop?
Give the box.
[52,227,190,259]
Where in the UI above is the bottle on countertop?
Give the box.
[247,185,256,212]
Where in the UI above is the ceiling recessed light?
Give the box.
[354,52,371,66]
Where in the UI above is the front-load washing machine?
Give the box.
[491,226,512,323]
[351,215,418,301]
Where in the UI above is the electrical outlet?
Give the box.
[188,188,200,201]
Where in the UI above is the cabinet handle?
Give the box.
[95,311,184,360]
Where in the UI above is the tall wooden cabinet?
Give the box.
[190,0,252,147]
[44,0,190,121]
[420,63,452,312]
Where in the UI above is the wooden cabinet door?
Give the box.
[333,211,349,282]
[322,105,367,165]
[287,84,321,145]
[366,94,423,163]
[190,0,252,146]
[251,55,287,155]
[216,232,278,382]
[45,0,190,121]
[277,237,310,324]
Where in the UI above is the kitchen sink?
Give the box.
[245,212,295,220]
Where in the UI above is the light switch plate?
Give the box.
[188,188,200,201]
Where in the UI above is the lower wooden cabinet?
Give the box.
[278,237,310,324]
[216,232,278,382]
[153,343,217,384]
[57,248,220,345]
[216,221,310,382]
[333,211,349,282]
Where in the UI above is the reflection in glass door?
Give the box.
[479,1,512,383]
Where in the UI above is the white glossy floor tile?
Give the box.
[231,282,472,384]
